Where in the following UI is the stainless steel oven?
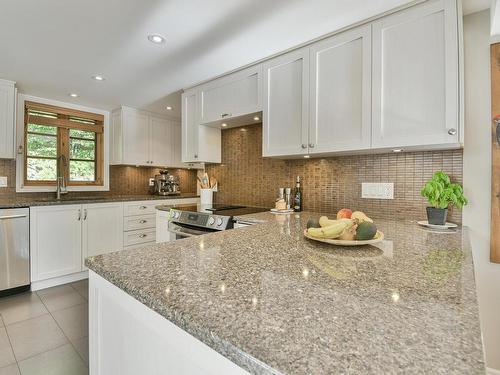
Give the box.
[166,204,268,240]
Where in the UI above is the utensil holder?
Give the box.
[200,188,213,206]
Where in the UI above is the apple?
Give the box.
[336,208,352,219]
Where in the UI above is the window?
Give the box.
[24,101,104,186]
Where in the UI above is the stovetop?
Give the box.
[174,204,268,217]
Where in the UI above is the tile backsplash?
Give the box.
[206,124,464,223]
[0,159,197,199]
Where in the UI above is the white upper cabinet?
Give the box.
[262,48,309,157]
[171,120,204,169]
[149,116,172,167]
[181,89,199,162]
[0,80,16,159]
[199,65,262,124]
[112,107,189,167]
[372,0,459,149]
[122,109,150,165]
[309,25,372,154]
[181,88,221,163]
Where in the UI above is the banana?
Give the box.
[319,216,352,228]
[308,219,355,239]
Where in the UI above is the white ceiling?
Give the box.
[463,0,491,15]
[0,0,487,118]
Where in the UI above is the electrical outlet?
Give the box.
[148,178,155,187]
[0,176,7,188]
[362,183,394,199]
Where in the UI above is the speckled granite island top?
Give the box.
[0,193,199,209]
[86,212,484,375]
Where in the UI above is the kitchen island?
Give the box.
[86,211,484,374]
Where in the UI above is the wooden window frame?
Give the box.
[24,101,104,187]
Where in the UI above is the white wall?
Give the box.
[463,9,500,372]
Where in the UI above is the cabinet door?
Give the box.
[30,205,82,281]
[262,48,309,157]
[199,65,262,124]
[123,109,150,165]
[82,203,123,269]
[150,116,172,167]
[181,89,199,162]
[372,0,459,148]
[0,80,15,159]
[309,25,372,153]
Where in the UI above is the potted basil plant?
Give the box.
[420,171,468,225]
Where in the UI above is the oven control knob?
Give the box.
[208,216,215,225]
[172,211,179,219]
[216,218,224,227]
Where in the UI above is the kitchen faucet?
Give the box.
[56,155,68,200]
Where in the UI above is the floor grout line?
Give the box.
[31,282,89,369]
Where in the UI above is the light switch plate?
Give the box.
[0,176,7,188]
[362,183,394,199]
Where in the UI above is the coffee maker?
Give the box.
[153,170,180,196]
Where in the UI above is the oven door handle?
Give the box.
[168,223,207,238]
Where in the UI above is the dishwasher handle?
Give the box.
[0,214,28,220]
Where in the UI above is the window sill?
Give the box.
[16,185,109,193]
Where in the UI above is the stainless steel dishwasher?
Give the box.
[0,208,30,295]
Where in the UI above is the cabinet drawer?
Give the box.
[123,228,156,247]
[124,201,159,216]
[124,214,155,231]
[123,241,155,251]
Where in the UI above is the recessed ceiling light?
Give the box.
[304,155,310,159]
[221,123,227,127]
[393,149,403,153]
[69,93,78,98]
[166,106,172,111]
[253,116,260,121]
[148,34,165,44]
[91,75,105,81]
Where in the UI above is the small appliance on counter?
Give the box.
[153,170,181,196]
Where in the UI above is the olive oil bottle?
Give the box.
[293,176,302,212]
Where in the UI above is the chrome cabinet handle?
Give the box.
[448,128,457,135]
[139,220,147,224]
[139,206,147,210]
[309,143,315,148]
[194,154,198,159]
[221,113,231,118]
[83,209,88,221]
[139,234,147,238]
[77,209,81,221]
[301,144,307,149]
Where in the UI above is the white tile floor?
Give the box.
[0,280,89,375]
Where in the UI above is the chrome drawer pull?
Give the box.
[139,206,147,210]
[139,220,147,224]
[139,234,147,238]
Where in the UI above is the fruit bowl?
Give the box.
[303,229,384,246]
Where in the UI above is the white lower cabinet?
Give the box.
[82,203,124,270]
[30,205,83,282]
[30,198,201,288]
[31,203,124,285]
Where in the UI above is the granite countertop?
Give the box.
[0,193,200,209]
[86,211,484,375]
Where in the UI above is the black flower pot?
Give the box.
[426,207,448,225]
